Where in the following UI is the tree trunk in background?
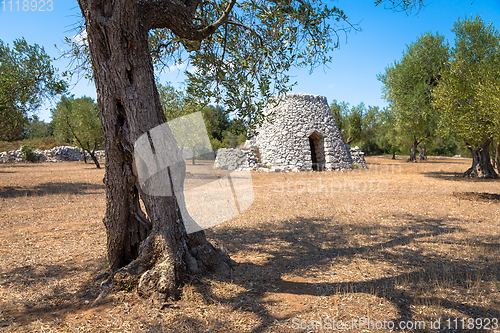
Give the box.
[89,141,101,169]
[419,142,427,160]
[78,0,234,303]
[88,150,101,169]
[392,146,396,160]
[464,142,499,178]
[406,139,419,162]
[495,142,500,174]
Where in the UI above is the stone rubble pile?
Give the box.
[0,146,105,163]
[0,150,23,163]
[347,145,367,169]
[39,146,83,162]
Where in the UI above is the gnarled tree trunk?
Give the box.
[406,139,420,162]
[78,0,235,304]
[419,142,426,160]
[464,141,499,179]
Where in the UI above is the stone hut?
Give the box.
[248,93,352,171]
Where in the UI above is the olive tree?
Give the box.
[433,16,500,178]
[378,32,449,162]
[0,38,67,140]
[52,95,103,168]
[75,0,424,303]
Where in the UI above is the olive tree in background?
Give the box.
[0,38,67,141]
[433,16,500,178]
[378,32,449,162]
[52,95,103,168]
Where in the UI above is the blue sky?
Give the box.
[1,0,500,122]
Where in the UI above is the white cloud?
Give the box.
[73,29,88,46]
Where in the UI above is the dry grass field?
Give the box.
[0,156,499,332]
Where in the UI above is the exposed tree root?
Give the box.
[93,223,237,307]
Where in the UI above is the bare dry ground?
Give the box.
[0,156,499,332]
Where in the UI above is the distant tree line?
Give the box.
[329,100,464,158]
[2,15,500,179]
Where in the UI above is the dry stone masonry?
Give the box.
[247,93,353,171]
[346,145,367,169]
[0,146,105,163]
[214,148,252,170]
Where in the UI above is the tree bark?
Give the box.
[464,141,499,178]
[495,142,500,173]
[91,140,101,169]
[78,0,234,303]
[83,142,101,168]
[391,146,396,160]
[419,142,427,160]
[406,139,419,162]
[88,150,101,169]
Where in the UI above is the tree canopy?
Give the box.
[0,38,67,140]
[378,31,449,161]
[434,16,500,148]
[68,1,426,130]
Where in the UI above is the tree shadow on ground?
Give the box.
[2,211,499,332]
[197,213,500,332]
[0,182,105,198]
[453,191,500,203]
[0,164,42,168]
[415,159,470,165]
[423,171,499,182]
[0,260,107,329]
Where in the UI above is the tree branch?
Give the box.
[193,0,236,39]
[140,0,237,41]
[226,20,264,46]
[150,41,174,58]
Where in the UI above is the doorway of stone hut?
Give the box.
[308,131,325,171]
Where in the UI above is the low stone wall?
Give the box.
[0,146,105,163]
[214,148,257,170]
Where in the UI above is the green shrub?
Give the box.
[20,145,37,162]
[237,133,247,146]
[210,138,227,151]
